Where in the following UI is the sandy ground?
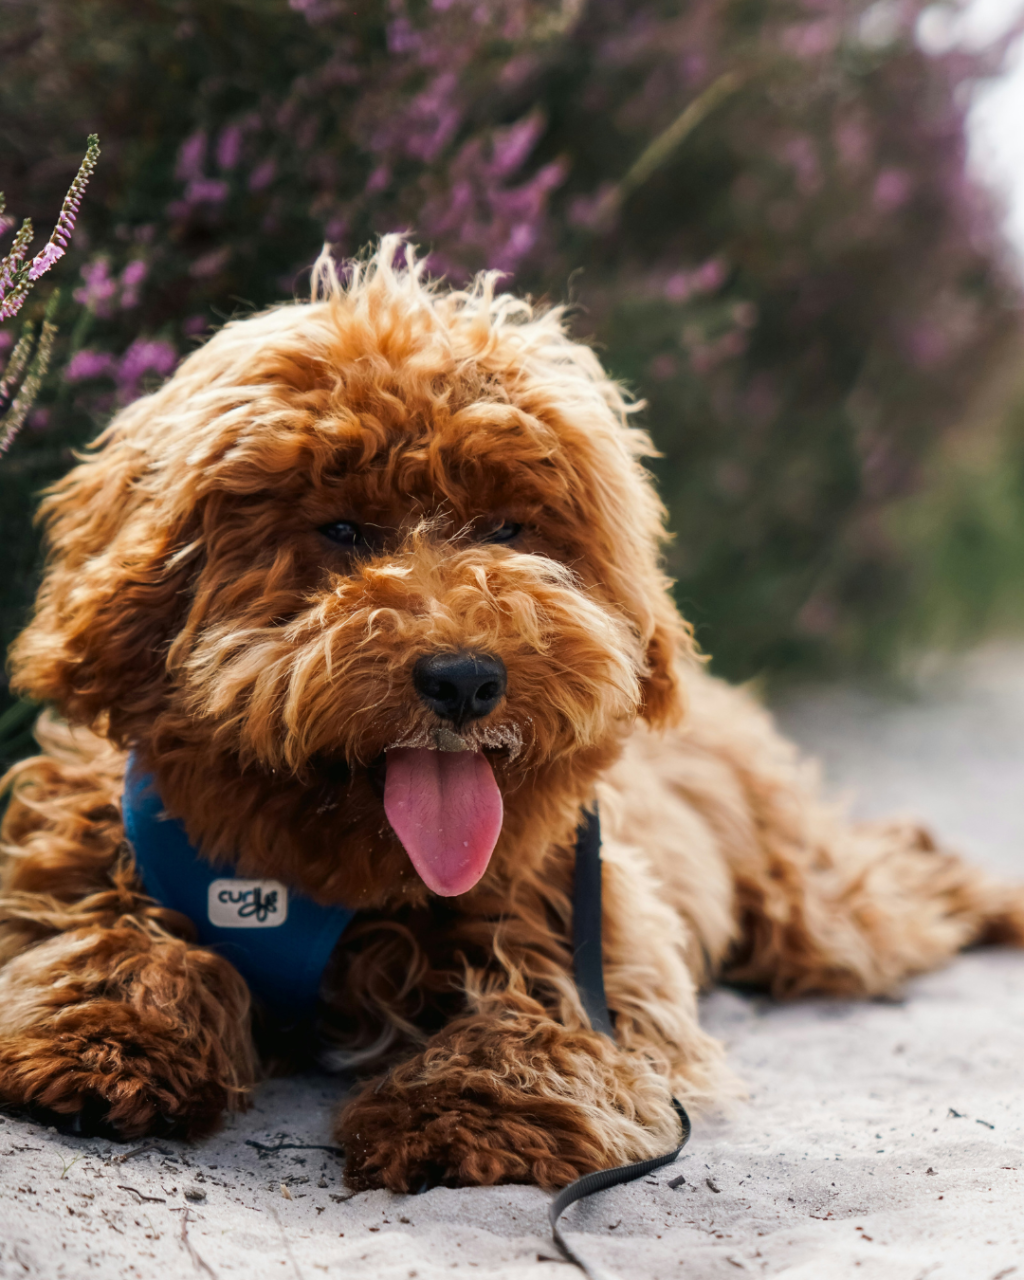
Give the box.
[4,646,1024,1280]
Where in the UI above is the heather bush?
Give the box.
[1,135,99,461]
[1,0,1020,751]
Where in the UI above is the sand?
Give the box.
[3,645,1024,1280]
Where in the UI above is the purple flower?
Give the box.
[874,169,912,211]
[185,178,230,206]
[189,247,232,279]
[176,131,207,183]
[1,135,100,321]
[490,114,543,179]
[288,0,342,20]
[366,165,391,195]
[66,338,181,408]
[73,257,118,318]
[568,185,616,231]
[217,125,244,171]
[249,160,277,192]
[64,348,118,382]
[121,259,147,287]
[117,339,178,392]
[664,272,693,303]
[692,259,727,293]
[25,242,62,282]
[119,258,148,309]
[781,19,838,60]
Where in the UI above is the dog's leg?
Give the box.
[335,850,729,1191]
[723,814,1024,997]
[640,668,1024,998]
[0,747,256,1138]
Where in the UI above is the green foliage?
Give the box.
[887,375,1024,660]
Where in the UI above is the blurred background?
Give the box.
[4,0,1024,769]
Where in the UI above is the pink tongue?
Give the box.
[384,748,503,896]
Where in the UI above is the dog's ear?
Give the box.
[8,398,198,741]
[637,589,693,729]
[558,405,695,730]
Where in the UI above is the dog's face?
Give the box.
[13,242,690,907]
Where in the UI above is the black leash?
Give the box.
[570,808,614,1039]
[549,806,692,1278]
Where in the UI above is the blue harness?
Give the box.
[122,755,355,1018]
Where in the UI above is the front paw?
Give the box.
[339,1076,610,1192]
[0,1000,243,1140]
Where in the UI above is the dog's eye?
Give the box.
[483,521,522,545]
[321,521,364,550]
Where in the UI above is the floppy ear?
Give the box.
[8,401,198,741]
[637,588,693,729]
[495,306,698,730]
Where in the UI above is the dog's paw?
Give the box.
[0,1001,240,1141]
[338,1078,609,1191]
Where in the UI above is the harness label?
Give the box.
[208,878,289,928]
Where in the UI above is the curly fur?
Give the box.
[2,238,1022,1186]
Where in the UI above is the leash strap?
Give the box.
[571,807,614,1038]
[551,806,692,1278]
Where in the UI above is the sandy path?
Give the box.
[3,647,1024,1280]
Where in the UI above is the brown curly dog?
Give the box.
[2,239,1022,1191]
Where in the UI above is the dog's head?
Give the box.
[12,239,693,906]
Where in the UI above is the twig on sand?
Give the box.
[108,1140,176,1165]
[245,1139,344,1159]
[175,1207,218,1279]
[117,1184,166,1204]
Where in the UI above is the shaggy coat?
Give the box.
[2,240,1022,1189]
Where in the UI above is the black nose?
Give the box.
[412,652,507,724]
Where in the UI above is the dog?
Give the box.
[2,238,1022,1192]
